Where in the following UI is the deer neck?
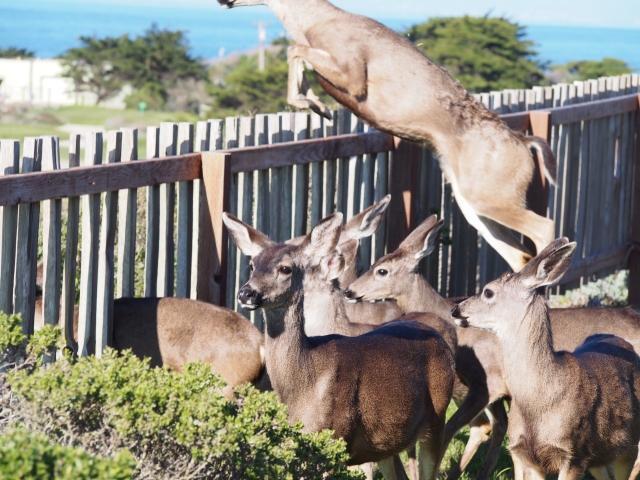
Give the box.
[268,0,341,45]
[499,294,565,406]
[262,287,318,402]
[397,273,453,319]
[304,279,349,337]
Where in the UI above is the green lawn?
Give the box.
[0,105,206,163]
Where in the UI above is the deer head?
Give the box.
[344,214,443,303]
[451,238,576,335]
[222,212,343,311]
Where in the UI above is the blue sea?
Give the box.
[1,0,639,70]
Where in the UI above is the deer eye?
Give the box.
[376,269,388,277]
[484,289,494,299]
[279,266,292,275]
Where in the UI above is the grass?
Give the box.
[0,105,205,163]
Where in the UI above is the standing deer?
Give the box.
[451,239,640,480]
[217,0,557,271]
[223,211,456,480]
[344,214,640,480]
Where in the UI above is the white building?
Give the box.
[0,57,129,109]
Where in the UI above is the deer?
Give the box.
[451,238,640,480]
[217,0,557,272]
[223,210,456,480]
[34,285,268,398]
[287,194,402,328]
[345,214,640,480]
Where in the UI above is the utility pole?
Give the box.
[253,21,269,71]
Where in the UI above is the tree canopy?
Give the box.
[0,47,35,58]
[552,57,635,82]
[404,16,546,93]
[60,25,207,107]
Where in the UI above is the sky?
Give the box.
[78,0,640,29]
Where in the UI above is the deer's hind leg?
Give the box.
[475,401,509,480]
[378,455,410,480]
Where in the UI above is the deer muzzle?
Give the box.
[238,285,261,310]
[450,305,469,327]
[342,288,363,304]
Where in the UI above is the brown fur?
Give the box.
[453,239,640,480]
[34,292,267,396]
[223,211,456,478]
[219,0,557,271]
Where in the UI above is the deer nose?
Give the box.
[238,285,260,310]
[343,288,363,303]
[450,305,469,327]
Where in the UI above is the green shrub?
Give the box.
[1,312,361,479]
[0,428,135,480]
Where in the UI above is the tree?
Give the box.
[60,25,207,108]
[208,39,333,116]
[61,36,125,105]
[404,16,546,93]
[0,47,35,58]
[551,58,635,82]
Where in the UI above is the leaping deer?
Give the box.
[217,0,556,271]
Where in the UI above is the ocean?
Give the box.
[1,0,639,70]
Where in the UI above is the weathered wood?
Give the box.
[0,139,19,315]
[78,132,103,357]
[176,122,194,298]
[157,123,178,297]
[40,136,62,364]
[95,131,121,357]
[359,123,376,270]
[61,134,81,352]
[116,128,138,298]
[199,152,231,306]
[501,111,530,132]
[196,119,224,304]
[550,92,639,125]
[144,127,160,297]
[322,110,337,218]
[254,114,270,233]
[279,112,294,242]
[335,110,351,215]
[226,117,240,309]
[293,112,310,236]
[267,114,282,240]
[310,113,324,227]
[191,120,211,300]
[387,139,419,251]
[14,138,40,335]
[562,244,630,285]
[238,116,255,317]
[629,104,640,306]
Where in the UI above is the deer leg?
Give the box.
[378,455,410,480]
[407,444,419,480]
[418,435,444,480]
[589,465,615,480]
[475,401,509,480]
[287,55,331,118]
[444,385,490,451]
[558,463,586,480]
[450,189,532,271]
[476,206,555,264]
[613,452,636,480]
[446,412,492,480]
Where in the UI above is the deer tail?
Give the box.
[526,136,557,186]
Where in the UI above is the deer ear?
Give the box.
[521,239,576,289]
[319,250,347,281]
[222,212,272,257]
[303,213,344,258]
[341,195,390,241]
[337,238,359,270]
[397,215,443,262]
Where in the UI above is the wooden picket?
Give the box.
[0,73,638,359]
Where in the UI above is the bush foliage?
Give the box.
[0,311,361,479]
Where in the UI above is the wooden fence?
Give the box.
[0,72,639,357]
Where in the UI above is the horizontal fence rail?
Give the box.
[0,73,639,360]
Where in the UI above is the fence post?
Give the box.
[526,110,553,255]
[197,152,232,306]
[629,97,640,307]
[0,140,19,316]
[387,139,418,251]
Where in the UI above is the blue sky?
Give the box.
[83,0,640,29]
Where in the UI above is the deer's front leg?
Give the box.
[287,45,367,118]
